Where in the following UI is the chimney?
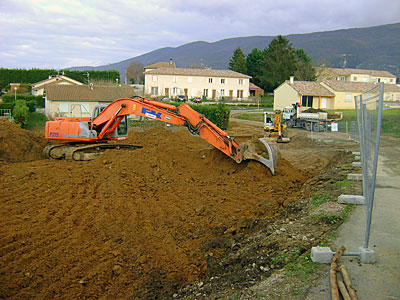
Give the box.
[289,76,294,84]
[169,58,173,65]
[89,83,94,90]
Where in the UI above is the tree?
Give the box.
[229,47,247,74]
[13,100,29,128]
[245,48,264,86]
[125,61,144,84]
[294,48,316,81]
[260,35,298,92]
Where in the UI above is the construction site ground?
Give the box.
[1,116,396,300]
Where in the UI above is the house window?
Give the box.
[80,104,90,114]
[220,89,225,96]
[208,78,213,83]
[377,78,381,83]
[151,87,158,95]
[59,103,68,113]
[237,90,243,99]
[220,78,225,84]
[173,87,178,95]
[390,78,394,83]
[238,79,243,85]
[188,77,192,83]
[353,76,357,81]
[345,93,352,102]
[165,88,169,97]
[340,76,347,81]
[173,76,177,83]
[152,75,157,82]
[301,96,313,107]
[203,89,208,97]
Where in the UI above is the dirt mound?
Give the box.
[0,126,311,299]
[0,120,49,163]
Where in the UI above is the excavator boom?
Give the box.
[45,97,279,174]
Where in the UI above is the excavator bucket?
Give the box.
[239,137,280,175]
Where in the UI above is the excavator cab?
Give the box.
[92,104,128,138]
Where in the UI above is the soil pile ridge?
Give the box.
[0,120,48,163]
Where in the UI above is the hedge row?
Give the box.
[0,68,120,90]
[0,95,44,113]
[169,102,230,130]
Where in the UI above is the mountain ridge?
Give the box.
[68,22,400,79]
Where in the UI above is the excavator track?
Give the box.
[44,143,143,161]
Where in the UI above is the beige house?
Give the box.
[273,77,335,110]
[274,76,399,110]
[144,67,251,100]
[382,84,400,102]
[44,85,135,119]
[317,67,396,85]
[31,75,83,96]
[321,81,379,109]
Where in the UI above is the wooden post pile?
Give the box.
[329,246,358,300]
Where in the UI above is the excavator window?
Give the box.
[116,117,128,136]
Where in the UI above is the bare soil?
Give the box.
[0,119,359,299]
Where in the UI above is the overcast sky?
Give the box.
[1,0,399,69]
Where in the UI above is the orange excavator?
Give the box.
[45,97,280,174]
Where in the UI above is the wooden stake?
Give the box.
[338,279,351,300]
[340,265,358,300]
[330,246,346,300]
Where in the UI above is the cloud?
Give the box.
[0,0,399,69]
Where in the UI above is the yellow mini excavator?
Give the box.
[263,110,290,143]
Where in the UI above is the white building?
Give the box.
[144,67,251,100]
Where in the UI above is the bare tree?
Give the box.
[126,61,144,84]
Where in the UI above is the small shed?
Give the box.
[249,82,264,97]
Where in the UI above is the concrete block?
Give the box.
[311,246,334,264]
[359,246,377,264]
[338,194,366,204]
[348,173,363,180]
[355,155,361,160]
[352,151,360,155]
[352,161,362,167]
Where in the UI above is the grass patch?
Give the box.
[285,253,318,281]
[311,193,332,207]
[332,108,400,138]
[234,112,264,122]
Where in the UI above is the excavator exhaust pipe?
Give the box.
[239,138,280,175]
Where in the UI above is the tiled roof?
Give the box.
[145,67,251,79]
[286,81,334,96]
[249,82,263,90]
[322,80,378,93]
[32,75,83,89]
[319,67,396,78]
[383,84,400,93]
[45,85,136,101]
[144,61,176,69]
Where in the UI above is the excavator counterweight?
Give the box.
[45,97,280,174]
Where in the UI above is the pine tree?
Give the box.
[229,47,247,74]
[245,48,264,86]
[260,35,298,92]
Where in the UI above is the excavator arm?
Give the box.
[45,97,279,174]
[92,97,245,163]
